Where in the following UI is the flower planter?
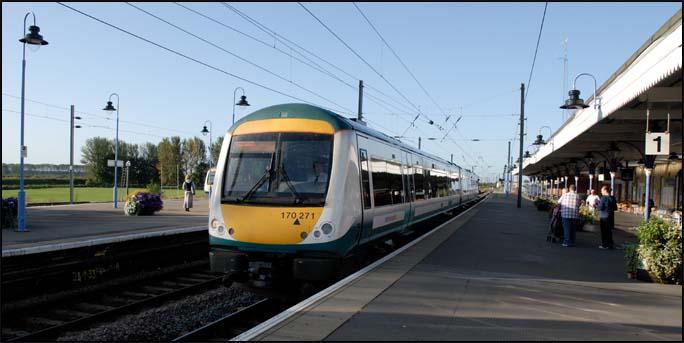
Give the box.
[124,192,163,216]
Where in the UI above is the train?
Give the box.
[208,103,479,289]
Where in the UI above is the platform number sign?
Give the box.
[645,132,669,155]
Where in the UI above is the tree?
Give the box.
[128,142,159,186]
[81,137,114,185]
[181,137,206,176]
[157,136,182,187]
[211,136,224,167]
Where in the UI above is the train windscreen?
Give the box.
[221,132,333,206]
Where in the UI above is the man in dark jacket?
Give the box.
[597,185,617,249]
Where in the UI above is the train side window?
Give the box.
[424,169,431,199]
[414,166,425,200]
[370,157,391,207]
[359,149,371,209]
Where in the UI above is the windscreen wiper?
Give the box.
[238,167,272,203]
[278,166,305,204]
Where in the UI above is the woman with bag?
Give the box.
[182,175,196,212]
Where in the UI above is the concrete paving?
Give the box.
[2,197,209,253]
[256,193,681,341]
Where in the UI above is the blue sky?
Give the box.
[2,2,681,182]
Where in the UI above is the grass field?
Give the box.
[1,187,207,204]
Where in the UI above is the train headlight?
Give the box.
[313,230,321,238]
[210,219,220,230]
[321,223,334,235]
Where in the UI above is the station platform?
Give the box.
[251,193,682,341]
[2,198,208,257]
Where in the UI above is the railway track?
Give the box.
[2,266,221,342]
[173,298,289,341]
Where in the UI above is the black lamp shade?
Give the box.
[524,151,531,158]
[560,89,589,109]
[19,25,48,45]
[201,126,209,135]
[102,101,116,112]
[236,95,250,106]
[533,134,545,145]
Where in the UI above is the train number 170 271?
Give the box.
[281,211,315,220]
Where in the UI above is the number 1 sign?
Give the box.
[645,132,670,155]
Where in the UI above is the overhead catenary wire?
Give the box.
[297,2,437,126]
[175,2,428,124]
[218,2,431,124]
[2,93,197,136]
[56,2,352,117]
[3,108,166,138]
[525,2,548,103]
[353,2,450,122]
[220,2,420,114]
[124,2,355,115]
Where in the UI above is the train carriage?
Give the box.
[208,104,478,287]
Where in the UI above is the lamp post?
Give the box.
[201,120,213,169]
[560,73,601,110]
[103,94,120,208]
[232,87,250,125]
[70,105,82,204]
[17,12,49,232]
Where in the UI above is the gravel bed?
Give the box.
[57,286,263,341]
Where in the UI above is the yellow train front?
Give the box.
[208,104,479,289]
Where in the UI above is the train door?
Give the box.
[356,135,374,242]
[457,166,463,205]
[401,151,414,225]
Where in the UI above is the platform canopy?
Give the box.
[521,9,682,178]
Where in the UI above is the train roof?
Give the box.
[231,103,477,175]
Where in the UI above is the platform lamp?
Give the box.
[583,152,596,195]
[201,120,213,169]
[103,94,120,208]
[568,158,580,190]
[232,87,250,125]
[606,142,621,196]
[533,126,552,146]
[560,73,601,111]
[17,12,49,232]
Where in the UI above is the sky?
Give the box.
[2,2,681,182]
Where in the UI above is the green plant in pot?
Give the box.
[624,243,639,279]
[635,217,682,284]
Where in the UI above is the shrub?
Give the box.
[534,198,555,212]
[636,217,682,284]
[578,204,597,225]
[145,182,161,195]
[2,197,18,229]
[124,191,163,216]
[624,243,639,275]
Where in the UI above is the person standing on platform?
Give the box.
[182,175,196,212]
[597,185,617,249]
[558,184,580,247]
[586,189,600,209]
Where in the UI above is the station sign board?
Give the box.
[645,132,669,155]
[107,159,124,167]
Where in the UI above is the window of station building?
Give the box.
[370,157,403,207]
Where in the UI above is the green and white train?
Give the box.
[208,104,479,287]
